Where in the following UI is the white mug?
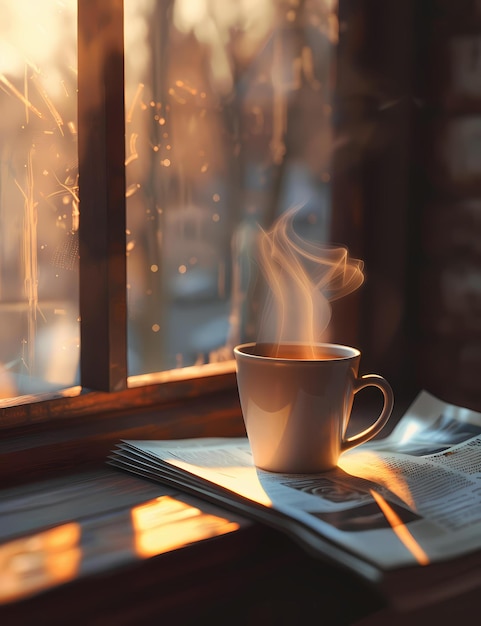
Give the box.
[234,342,394,473]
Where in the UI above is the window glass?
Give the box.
[125,0,337,376]
[0,0,336,398]
[0,1,78,398]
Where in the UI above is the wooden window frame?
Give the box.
[0,0,242,486]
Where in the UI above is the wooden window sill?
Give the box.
[0,388,422,624]
[0,466,382,625]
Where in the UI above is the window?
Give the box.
[0,1,337,432]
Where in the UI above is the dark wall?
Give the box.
[333,0,481,412]
[413,1,481,412]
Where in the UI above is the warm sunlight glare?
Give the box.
[370,490,430,566]
[0,522,81,604]
[339,450,415,509]
[168,461,273,506]
[131,496,239,558]
[128,360,234,387]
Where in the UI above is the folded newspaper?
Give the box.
[109,390,481,610]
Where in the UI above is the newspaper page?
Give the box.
[115,390,481,574]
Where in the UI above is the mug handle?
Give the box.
[341,374,394,452]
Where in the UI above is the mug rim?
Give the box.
[233,341,360,362]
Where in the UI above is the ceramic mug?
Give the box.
[233,342,394,473]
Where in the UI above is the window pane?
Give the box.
[0,1,79,398]
[125,0,336,376]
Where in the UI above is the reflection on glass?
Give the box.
[0,1,78,399]
[0,522,81,604]
[124,0,336,375]
[131,495,239,558]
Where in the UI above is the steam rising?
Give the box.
[256,204,364,352]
